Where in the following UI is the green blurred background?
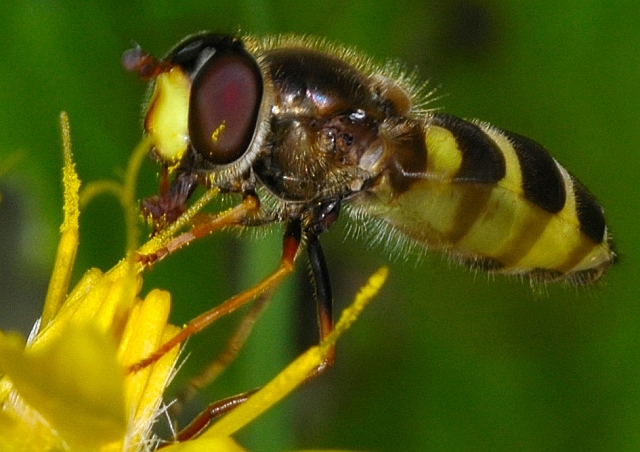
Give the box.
[1,0,638,450]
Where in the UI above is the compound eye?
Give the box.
[189,52,262,165]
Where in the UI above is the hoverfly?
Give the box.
[123,31,615,433]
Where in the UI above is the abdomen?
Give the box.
[357,113,615,284]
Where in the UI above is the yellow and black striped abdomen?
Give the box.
[361,113,614,284]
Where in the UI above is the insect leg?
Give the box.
[306,229,335,375]
[128,214,301,373]
[170,288,274,418]
[138,192,260,266]
[162,389,259,446]
[159,204,340,441]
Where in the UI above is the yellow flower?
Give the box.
[0,113,387,451]
[0,113,181,451]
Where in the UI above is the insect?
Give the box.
[123,31,615,431]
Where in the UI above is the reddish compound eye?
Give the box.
[189,52,262,165]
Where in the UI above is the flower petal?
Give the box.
[0,324,127,449]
